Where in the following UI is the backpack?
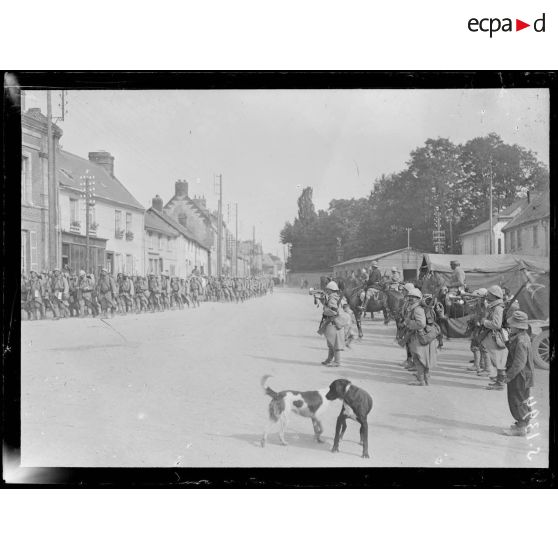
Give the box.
[415,302,441,346]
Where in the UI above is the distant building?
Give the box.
[502,192,550,257]
[164,180,234,276]
[21,108,62,273]
[262,253,284,279]
[57,150,145,275]
[145,195,210,276]
[459,199,528,255]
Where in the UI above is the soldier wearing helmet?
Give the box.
[481,285,509,390]
[403,288,438,386]
[318,281,344,368]
[448,260,466,290]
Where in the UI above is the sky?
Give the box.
[24,88,549,258]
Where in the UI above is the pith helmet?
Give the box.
[487,285,503,299]
[407,288,422,299]
[326,281,339,291]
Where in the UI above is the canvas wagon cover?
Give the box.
[421,253,549,321]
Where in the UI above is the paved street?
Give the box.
[21,289,549,468]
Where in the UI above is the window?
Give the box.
[126,254,133,274]
[126,212,132,233]
[148,232,154,250]
[472,236,477,255]
[21,231,27,272]
[115,253,123,273]
[533,225,538,247]
[115,210,122,234]
[497,238,502,254]
[509,231,515,251]
[29,231,38,271]
[170,264,175,276]
[484,233,489,254]
[21,154,31,203]
[158,234,163,249]
[70,198,79,224]
[517,229,522,250]
[88,206,96,230]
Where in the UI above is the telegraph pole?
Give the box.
[46,91,57,268]
[488,159,494,255]
[80,171,96,273]
[406,228,412,249]
[235,203,238,277]
[252,225,255,275]
[215,174,223,276]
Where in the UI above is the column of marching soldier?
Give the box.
[21,267,275,320]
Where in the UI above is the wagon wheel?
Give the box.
[532,330,550,370]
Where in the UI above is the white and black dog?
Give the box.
[325,379,373,458]
[260,375,330,447]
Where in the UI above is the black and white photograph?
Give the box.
[7,78,551,477]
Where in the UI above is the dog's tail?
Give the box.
[261,375,279,399]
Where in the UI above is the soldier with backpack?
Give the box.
[404,288,439,386]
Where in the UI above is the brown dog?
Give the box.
[325,379,373,458]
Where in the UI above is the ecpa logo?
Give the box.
[468,13,546,37]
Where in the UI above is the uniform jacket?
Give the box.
[366,268,383,287]
[448,268,466,288]
[483,300,504,331]
[505,330,535,387]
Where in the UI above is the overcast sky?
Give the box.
[25,88,549,257]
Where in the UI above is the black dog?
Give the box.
[325,379,373,458]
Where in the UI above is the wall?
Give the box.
[21,119,52,272]
[505,220,549,258]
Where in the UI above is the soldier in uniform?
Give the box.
[466,288,488,375]
[96,268,116,318]
[404,288,438,386]
[388,267,402,290]
[78,270,98,317]
[51,268,70,319]
[134,275,149,313]
[447,260,466,290]
[40,271,54,318]
[170,276,183,309]
[21,272,31,320]
[319,281,345,368]
[160,272,171,310]
[482,285,509,390]
[148,273,162,312]
[27,270,45,320]
[362,260,384,308]
[120,273,135,314]
[501,311,535,436]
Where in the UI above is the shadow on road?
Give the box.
[391,413,505,435]
[220,431,333,453]
[248,354,322,367]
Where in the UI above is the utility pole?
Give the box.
[488,159,494,255]
[235,203,238,277]
[80,171,96,273]
[252,225,255,275]
[46,91,57,268]
[406,228,412,249]
[215,174,223,276]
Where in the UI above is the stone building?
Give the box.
[21,108,62,273]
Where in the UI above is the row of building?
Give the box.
[459,194,550,257]
[21,108,283,279]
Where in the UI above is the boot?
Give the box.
[502,425,526,436]
[486,371,506,390]
[423,370,431,386]
[467,351,481,372]
[408,368,425,386]
[322,348,334,365]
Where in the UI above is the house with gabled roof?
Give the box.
[57,149,145,275]
[145,196,210,276]
[459,198,529,255]
[163,180,234,275]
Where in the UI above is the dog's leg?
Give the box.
[359,420,370,459]
[261,417,275,448]
[331,414,346,453]
[278,412,289,446]
[312,418,324,443]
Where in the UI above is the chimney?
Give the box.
[178,213,187,228]
[175,179,189,199]
[152,195,163,212]
[88,150,115,177]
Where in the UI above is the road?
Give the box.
[21,288,549,468]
